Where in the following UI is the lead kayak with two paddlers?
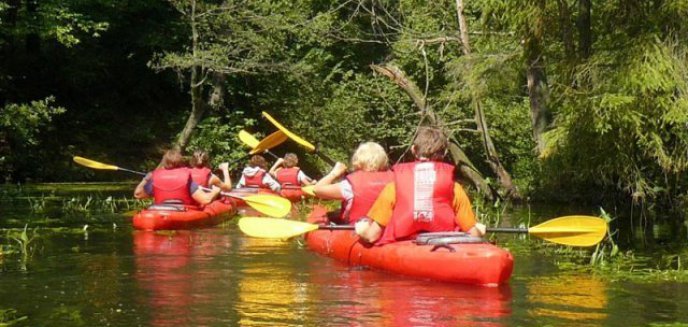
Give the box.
[303,205,514,286]
[132,198,237,231]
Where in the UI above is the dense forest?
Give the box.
[2,1,688,227]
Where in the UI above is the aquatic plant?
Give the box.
[0,308,28,326]
[589,208,620,266]
[6,224,40,271]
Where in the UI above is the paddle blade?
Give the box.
[262,111,316,152]
[529,215,608,247]
[238,130,260,148]
[73,156,119,171]
[301,185,315,197]
[238,217,318,239]
[249,130,288,155]
[228,193,292,218]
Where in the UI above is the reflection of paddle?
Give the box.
[73,156,147,176]
[74,156,291,217]
[237,215,608,247]
[238,130,286,159]
[262,111,336,167]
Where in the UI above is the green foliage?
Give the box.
[0,97,65,181]
[185,110,257,167]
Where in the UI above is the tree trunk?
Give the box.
[524,0,551,155]
[174,0,204,152]
[557,0,575,60]
[455,0,521,200]
[578,0,592,59]
[370,63,497,200]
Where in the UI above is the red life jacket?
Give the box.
[190,167,211,188]
[376,161,456,245]
[276,167,300,189]
[151,167,195,205]
[340,170,394,224]
[244,169,267,188]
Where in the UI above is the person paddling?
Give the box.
[355,127,486,244]
[235,154,281,192]
[313,142,393,224]
[134,149,220,206]
[189,150,232,191]
[269,153,315,201]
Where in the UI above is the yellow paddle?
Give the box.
[73,156,147,176]
[262,111,337,167]
[222,191,292,217]
[238,130,286,159]
[237,215,608,247]
[74,156,292,217]
[301,185,315,197]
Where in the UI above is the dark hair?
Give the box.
[413,127,448,160]
[190,150,210,168]
[161,149,187,169]
[249,155,268,170]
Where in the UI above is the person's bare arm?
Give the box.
[192,186,221,205]
[313,183,343,200]
[315,162,347,186]
[268,158,284,177]
[134,173,152,199]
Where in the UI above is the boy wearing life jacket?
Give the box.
[189,150,232,191]
[355,128,486,244]
[269,153,314,201]
[314,142,393,224]
[134,149,220,205]
[235,155,281,192]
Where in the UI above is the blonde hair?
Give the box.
[283,153,298,168]
[351,142,389,172]
[161,149,187,169]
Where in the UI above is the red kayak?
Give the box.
[132,198,236,230]
[304,205,514,286]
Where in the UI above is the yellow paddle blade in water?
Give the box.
[73,156,119,171]
[301,185,315,197]
[262,111,316,152]
[224,193,292,218]
[238,217,319,239]
[249,130,288,155]
[529,215,608,247]
[238,130,260,149]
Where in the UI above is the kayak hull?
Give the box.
[304,205,514,285]
[132,199,236,230]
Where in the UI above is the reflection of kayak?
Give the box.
[304,205,514,285]
[132,199,236,230]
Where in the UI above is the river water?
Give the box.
[1,184,687,326]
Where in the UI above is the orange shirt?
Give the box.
[367,182,477,232]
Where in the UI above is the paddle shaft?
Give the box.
[315,151,336,167]
[486,227,529,233]
[313,226,531,233]
[120,168,147,176]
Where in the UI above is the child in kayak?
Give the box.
[189,150,232,191]
[269,153,315,201]
[235,154,281,192]
[134,149,220,205]
[355,127,486,244]
[313,142,393,224]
